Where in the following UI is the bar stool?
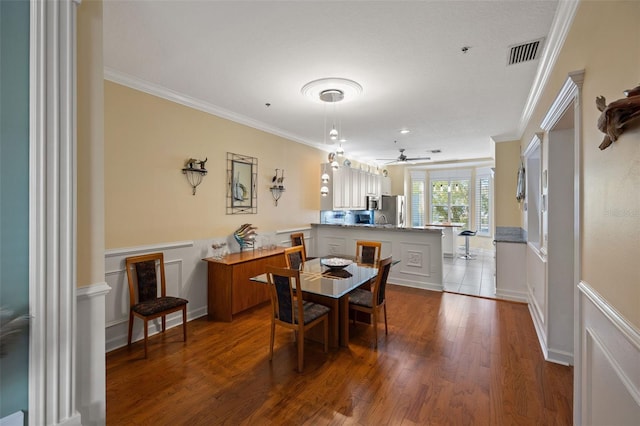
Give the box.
[458,230,477,259]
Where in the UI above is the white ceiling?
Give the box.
[103,0,559,166]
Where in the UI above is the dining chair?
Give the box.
[125,252,188,358]
[349,256,392,349]
[355,240,382,265]
[290,232,315,260]
[265,266,330,372]
[284,245,305,270]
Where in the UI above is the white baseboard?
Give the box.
[495,288,528,303]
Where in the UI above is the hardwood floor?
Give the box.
[106,285,573,425]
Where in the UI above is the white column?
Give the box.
[29,0,82,424]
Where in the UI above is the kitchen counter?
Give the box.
[312,223,444,292]
[313,223,444,234]
[494,226,527,243]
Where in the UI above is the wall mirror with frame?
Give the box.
[227,152,258,214]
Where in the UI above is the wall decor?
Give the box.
[596,84,640,150]
[227,152,258,214]
[182,157,207,195]
[269,168,285,206]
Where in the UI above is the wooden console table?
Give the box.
[203,247,286,321]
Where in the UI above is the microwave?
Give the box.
[366,195,381,210]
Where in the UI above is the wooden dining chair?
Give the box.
[356,240,382,265]
[265,266,330,372]
[290,232,315,260]
[284,245,305,270]
[349,256,392,349]
[125,252,188,358]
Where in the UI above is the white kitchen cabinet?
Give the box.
[381,176,391,195]
[320,164,368,210]
[495,241,526,301]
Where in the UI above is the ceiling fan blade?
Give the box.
[405,157,431,161]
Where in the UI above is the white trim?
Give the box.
[105,240,194,257]
[104,67,327,151]
[494,288,528,303]
[517,0,581,137]
[540,70,585,131]
[579,281,640,423]
[29,1,81,425]
[579,282,640,351]
[76,282,111,300]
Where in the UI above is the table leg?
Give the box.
[339,294,350,347]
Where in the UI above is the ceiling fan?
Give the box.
[377,148,431,164]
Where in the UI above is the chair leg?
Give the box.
[383,304,388,335]
[143,319,149,359]
[297,329,304,373]
[323,317,328,353]
[372,309,378,350]
[182,307,187,342]
[269,319,275,361]
[162,315,166,333]
[127,311,134,347]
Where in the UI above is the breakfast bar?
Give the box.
[311,223,445,291]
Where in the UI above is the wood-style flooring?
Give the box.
[106,285,573,425]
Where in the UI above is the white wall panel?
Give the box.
[579,282,640,425]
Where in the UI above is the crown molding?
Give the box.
[517,0,581,137]
[104,67,322,150]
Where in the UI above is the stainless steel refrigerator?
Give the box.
[379,195,406,227]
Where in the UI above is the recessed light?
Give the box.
[400,129,410,134]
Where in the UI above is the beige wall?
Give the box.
[495,140,523,227]
[520,1,640,326]
[105,81,326,248]
[77,0,104,286]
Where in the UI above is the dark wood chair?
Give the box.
[284,245,305,270]
[265,266,330,372]
[290,232,315,260]
[125,252,188,358]
[349,256,392,349]
[356,240,382,265]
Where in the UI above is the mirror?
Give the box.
[227,152,258,214]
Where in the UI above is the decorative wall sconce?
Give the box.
[182,157,207,195]
[269,168,285,206]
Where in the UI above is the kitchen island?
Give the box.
[311,223,444,291]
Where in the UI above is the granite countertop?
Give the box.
[312,223,443,234]
[494,226,527,243]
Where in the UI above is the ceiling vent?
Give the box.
[507,38,544,65]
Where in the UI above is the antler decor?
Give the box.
[596,85,640,150]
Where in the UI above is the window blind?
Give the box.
[410,170,426,226]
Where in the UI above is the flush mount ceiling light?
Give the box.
[301,78,363,104]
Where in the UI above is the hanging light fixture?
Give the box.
[321,163,330,183]
[336,144,344,157]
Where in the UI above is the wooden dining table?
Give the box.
[250,255,381,348]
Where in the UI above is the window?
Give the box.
[429,170,471,229]
[476,168,492,236]
[410,171,426,226]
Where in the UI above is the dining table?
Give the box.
[250,255,383,348]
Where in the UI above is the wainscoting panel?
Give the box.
[104,229,309,352]
[104,240,210,352]
[579,281,640,425]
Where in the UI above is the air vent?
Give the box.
[508,38,543,65]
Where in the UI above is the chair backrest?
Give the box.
[372,256,393,306]
[265,266,303,325]
[356,240,382,265]
[290,232,307,260]
[125,252,166,307]
[284,245,305,270]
